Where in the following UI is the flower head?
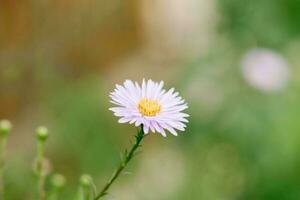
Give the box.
[36,126,49,142]
[51,174,66,189]
[0,119,12,136]
[109,79,189,137]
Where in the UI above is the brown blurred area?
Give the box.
[0,0,142,117]
[0,0,216,119]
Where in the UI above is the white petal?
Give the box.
[149,121,155,132]
[142,79,146,98]
[124,80,139,103]
[118,117,132,123]
[152,121,166,137]
[159,122,178,136]
[135,119,142,127]
[143,123,150,134]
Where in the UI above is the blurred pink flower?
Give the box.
[109,79,189,137]
[241,49,289,92]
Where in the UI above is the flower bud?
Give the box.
[51,174,66,189]
[0,120,12,137]
[80,174,92,188]
[36,126,49,142]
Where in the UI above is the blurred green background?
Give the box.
[1,0,300,199]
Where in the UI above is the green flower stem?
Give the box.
[82,188,90,200]
[80,174,93,200]
[0,136,8,199]
[94,126,145,200]
[48,174,66,200]
[48,192,58,200]
[0,120,11,200]
[35,127,48,200]
[48,186,63,200]
[37,141,46,200]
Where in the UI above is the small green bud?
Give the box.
[0,120,12,136]
[51,174,66,189]
[36,126,49,142]
[80,174,92,188]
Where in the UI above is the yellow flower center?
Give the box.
[138,98,161,116]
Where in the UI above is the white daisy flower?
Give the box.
[109,79,189,137]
